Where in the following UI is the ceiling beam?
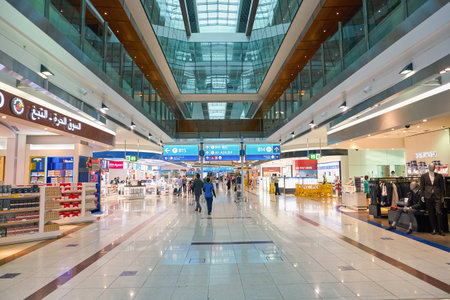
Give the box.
[179,0,192,36]
[253,0,362,119]
[90,0,183,119]
[245,0,259,36]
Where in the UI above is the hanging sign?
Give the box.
[204,144,240,161]
[245,144,281,160]
[0,89,114,145]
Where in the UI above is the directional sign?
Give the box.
[126,155,137,162]
[245,144,281,160]
[163,145,199,161]
[204,144,240,161]
[309,153,321,160]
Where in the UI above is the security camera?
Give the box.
[405,124,410,129]
[363,85,372,93]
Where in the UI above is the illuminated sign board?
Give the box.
[163,145,199,161]
[204,144,240,161]
[245,144,280,160]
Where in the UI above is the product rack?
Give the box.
[0,185,61,245]
[49,183,98,225]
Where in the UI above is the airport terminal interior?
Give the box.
[0,0,449,299]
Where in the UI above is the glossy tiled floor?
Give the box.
[0,187,449,300]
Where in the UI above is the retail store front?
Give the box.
[0,87,114,245]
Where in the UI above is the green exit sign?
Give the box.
[309,153,320,160]
[126,155,137,162]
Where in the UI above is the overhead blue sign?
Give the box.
[245,144,281,160]
[163,145,199,161]
[203,166,235,172]
[204,144,240,161]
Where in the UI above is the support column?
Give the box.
[200,141,204,178]
[5,134,27,185]
[240,140,244,199]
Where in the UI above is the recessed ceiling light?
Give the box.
[422,119,427,122]
[391,128,395,131]
[104,12,107,15]
[402,130,406,133]
[44,127,48,130]
[367,134,371,137]
[417,125,420,128]
[1,116,6,119]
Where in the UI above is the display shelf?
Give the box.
[0,193,40,199]
[52,207,82,212]
[0,219,39,226]
[0,208,40,214]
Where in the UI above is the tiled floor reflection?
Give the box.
[0,187,448,299]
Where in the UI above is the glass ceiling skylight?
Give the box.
[208,102,227,119]
[196,0,240,33]
[141,0,303,96]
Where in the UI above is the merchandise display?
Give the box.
[29,156,46,184]
[46,183,98,224]
[46,156,74,183]
[0,185,61,245]
[407,160,448,176]
[369,177,420,218]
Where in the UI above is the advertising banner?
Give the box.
[295,160,318,178]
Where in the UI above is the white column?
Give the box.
[5,134,27,185]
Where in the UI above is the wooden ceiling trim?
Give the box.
[90,0,183,119]
[253,0,362,119]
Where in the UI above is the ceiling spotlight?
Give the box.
[40,64,54,77]
[339,101,348,111]
[148,133,152,139]
[279,138,282,143]
[291,131,295,137]
[399,63,413,75]
[101,103,109,113]
[130,121,136,129]
[309,120,316,127]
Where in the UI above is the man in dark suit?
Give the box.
[420,163,446,236]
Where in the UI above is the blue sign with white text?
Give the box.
[204,144,240,161]
[163,145,199,161]
[245,144,281,160]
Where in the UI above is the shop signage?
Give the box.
[245,144,280,160]
[163,145,199,161]
[416,151,437,159]
[309,153,320,160]
[262,167,280,177]
[295,160,318,170]
[0,89,114,145]
[126,155,138,162]
[109,161,124,169]
[204,144,240,161]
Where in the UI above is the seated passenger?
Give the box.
[386,181,425,234]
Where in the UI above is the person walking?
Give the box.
[272,174,281,195]
[192,173,204,213]
[203,178,216,215]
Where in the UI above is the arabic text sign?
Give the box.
[0,89,114,145]
[163,145,199,161]
[204,144,240,161]
[245,144,281,160]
